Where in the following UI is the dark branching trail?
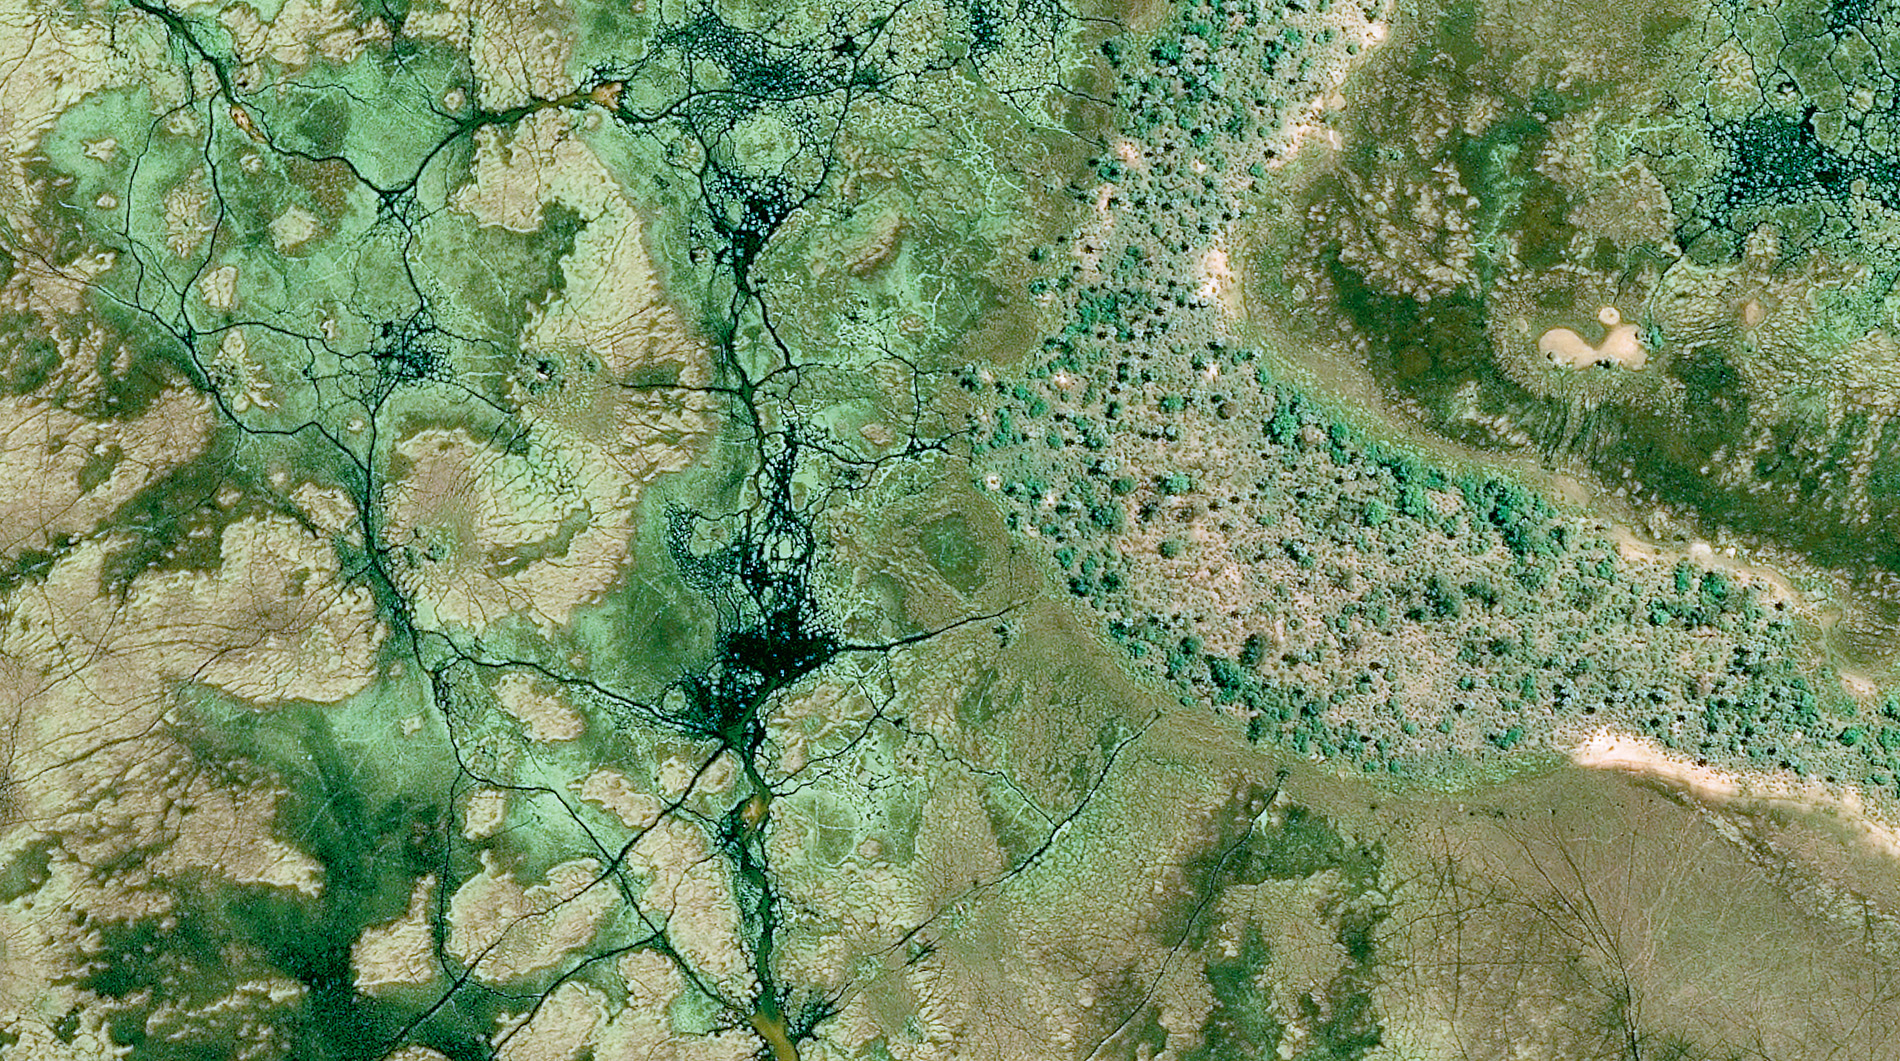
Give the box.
[88,0,1113,1058]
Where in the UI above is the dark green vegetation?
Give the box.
[976,0,1900,799]
[9,0,1104,1056]
[75,703,485,1061]
[10,0,1900,1055]
[1266,0,1900,661]
[1174,794,1386,1061]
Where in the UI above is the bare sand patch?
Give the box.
[0,384,210,560]
[1572,727,1900,861]
[447,851,617,982]
[578,768,662,830]
[1540,306,1647,369]
[494,981,606,1061]
[464,788,509,840]
[269,205,321,252]
[592,951,757,1060]
[495,672,586,741]
[218,0,387,72]
[1198,242,1243,317]
[379,112,717,635]
[402,0,570,110]
[354,876,439,992]
[629,818,749,992]
[1607,525,1801,605]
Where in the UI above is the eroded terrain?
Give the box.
[0,0,1898,1058]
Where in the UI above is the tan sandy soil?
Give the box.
[354,876,441,992]
[1572,727,1900,860]
[495,981,607,1061]
[219,0,387,73]
[1540,306,1647,369]
[405,0,571,111]
[592,953,756,1060]
[495,672,585,741]
[464,788,509,841]
[1198,242,1243,318]
[628,818,750,993]
[0,384,210,560]
[378,110,716,635]
[578,768,663,830]
[447,851,617,982]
